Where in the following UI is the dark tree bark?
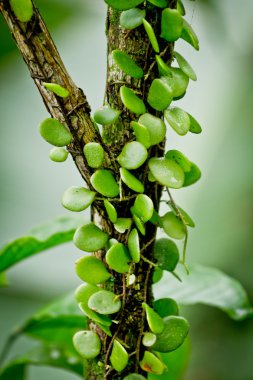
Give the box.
[0,1,176,379]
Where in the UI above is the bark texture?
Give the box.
[0,1,176,379]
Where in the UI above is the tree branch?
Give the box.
[0,0,109,187]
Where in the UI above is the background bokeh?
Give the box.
[0,0,252,379]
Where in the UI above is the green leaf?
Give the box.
[181,19,199,50]
[91,169,119,197]
[120,167,144,193]
[131,121,151,148]
[0,345,83,380]
[62,186,96,212]
[128,228,140,263]
[148,157,185,188]
[156,55,171,77]
[155,265,253,321]
[75,256,111,284]
[161,212,186,240]
[147,78,173,111]
[105,0,144,11]
[147,0,167,8]
[131,210,146,236]
[162,68,189,99]
[183,162,201,187]
[152,267,163,284]
[133,194,154,223]
[143,19,160,53]
[79,303,112,327]
[174,52,197,81]
[117,141,148,170]
[153,238,180,271]
[9,0,33,22]
[114,218,132,233]
[112,50,143,79]
[120,8,146,30]
[140,351,165,375]
[188,112,202,134]
[151,316,189,353]
[88,290,121,314]
[164,107,190,136]
[49,147,69,162]
[143,303,164,334]
[0,273,7,287]
[110,339,129,372]
[148,339,190,380]
[177,0,186,16]
[154,298,179,317]
[0,215,84,273]
[43,82,69,97]
[138,113,166,146]
[83,142,105,168]
[161,8,183,42]
[124,375,146,380]
[73,330,101,359]
[165,150,192,172]
[120,86,146,115]
[104,200,118,223]
[39,118,72,147]
[73,223,109,252]
[93,105,121,125]
[75,283,100,304]
[142,332,157,347]
[106,243,131,274]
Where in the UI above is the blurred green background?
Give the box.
[0,0,252,379]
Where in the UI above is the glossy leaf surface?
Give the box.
[174,51,197,81]
[161,212,186,240]
[83,142,105,168]
[148,157,185,188]
[161,9,183,42]
[140,351,165,374]
[93,105,121,125]
[73,330,101,359]
[183,162,201,187]
[104,200,118,223]
[133,194,154,223]
[188,112,202,134]
[75,256,111,284]
[73,223,109,252]
[165,150,191,172]
[164,107,190,136]
[88,290,121,314]
[49,147,68,162]
[62,186,96,212]
[153,238,180,271]
[118,141,148,169]
[39,118,72,147]
[143,19,160,53]
[43,82,69,97]
[120,8,146,30]
[154,298,179,317]
[110,340,129,372]
[120,86,146,115]
[128,228,140,263]
[106,243,130,273]
[148,78,173,111]
[181,19,199,50]
[120,167,144,193]
[113,50,143,79]
[138,113,166,145]
[131,121,151,148]
[91,169,119,197]
[143,302,164,334]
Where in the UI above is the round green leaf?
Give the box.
[188,112,202,134]
[62,186,96,212]
[143,19,160,53]
[39,118,72,147]
[183,162,201,187]
[138,113,166,145]
[112,50,143,79]
[79,303,112,326]
[142,332,157,347]
[43,82,69,97]
[153,238,180,271]
[164,107,190,136]
[165,150,192,172]
[93,105,121,125]
[152,267,163,284]
[148,78,173,111]
[83,142,105,168]
[10,0,33,22]
[106,243,131,273]
[140,351,165,374]
[105,0,144,10]
[88,290,121,315]
[148,157,185,188]
[75,256,111,284]
[131,121,151,148]
[133,194,154,223]
[117,141,148,169]
[151,316,190,352]
[161,8,183,42]
[156,55,171,77]
[114,218,132,233]
[128,228,140,263]
[162,68,189,98]
[143,302,164,334]
[91,169,119,198]
[104,200,117,223]
[124,374,146,380]
[147,0,167,8]
[174,52,197,81]
[120,86,146,115]
[154,298,179,318]
[49,147,68,162]
[161,212,186,240]
[110,339,129,372]
[120,167,144,193]
[120,8,146,30]
[75,283,100,304]
[73,330,101,359]
[181,19,199,50]
[74,223,109,252]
